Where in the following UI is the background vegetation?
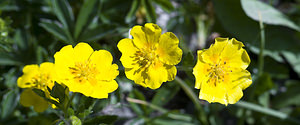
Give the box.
[1,0,300,124]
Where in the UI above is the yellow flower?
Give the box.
[54,42,119,99]
[193,38,252,105]
[117,23,182,89]
[17,62,56,112]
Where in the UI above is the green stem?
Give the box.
[127,97,192,121]
[236,101,300,124]
[239,11,266,125]
[258,12,265,77]
[67,92,76,109]
[174,76,208,125]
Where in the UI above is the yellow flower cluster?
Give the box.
[17,62,56,112]
[17,23,252,112]
[17,43,119,112]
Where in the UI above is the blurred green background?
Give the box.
[1,0,300,124]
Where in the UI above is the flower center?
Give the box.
[69,61,98,84]
[208,61,230,86]
[132,48,158,68]
[31,74,52,91]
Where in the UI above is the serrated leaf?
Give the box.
[241,0,300,31]
[39,20,72,44]
[79,24,116,41]
[125,0,141,23]
[1,90,18,119]
[52,0,74,33]
[0,53,21,66]
[152,0,174,13]
[142,0,156,23]
[74,0,99,39]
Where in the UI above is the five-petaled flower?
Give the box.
[118,23,182,89]
[54,42,119,99]
[193,38,252,105]
[17,62,56,112]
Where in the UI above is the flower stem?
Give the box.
[258,12,265,76]
[174,76,208,125]
[236,101,300,124]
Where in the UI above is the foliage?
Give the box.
[1,0,300,124]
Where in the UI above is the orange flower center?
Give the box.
[132,48,158,68]
[69,61,98,84]
[207,61,230,86]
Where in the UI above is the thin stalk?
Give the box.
[174,77,208,125]
[127,97,192,121]
[238,12,265,125]
[236,101,300,124]
[258,12,265,76]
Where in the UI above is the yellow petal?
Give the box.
[39,62,56,88]
[145,62,176,89]
[220,38,250,69]
[17,65,39,88]
[124,66,147,88]
[226,68,252,90]
[130,23,162,49]
[89,80,119,98]
[54,45,75,82]
[117,38,139,68]
[199,79,228,105]
[90,50,119,81]
[201,37,229,64]
[20,89,49,112]
[227,87,243,104]
[157,32,182,65]
[144,23,162,44]
[73,42,94,62]
[193,50,211,89]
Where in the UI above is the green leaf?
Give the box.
[151,82,180,108]
[142,0,156,23]
[32,88,46,98]
[282,51,300,77]
[50,83,66,103]
[236,101,300,124]
[125,0,141,23]
[241,0,300,31]
[255,73,274,95]
[79,24,117,41]
[84,115,118,125]
[1,90,18,119]
[151,118,194,125]
[52,0,74,33]
[128,90,145,116]
[0,53,21,66]
[213,0,300,62]
[74,0,99,40]
[152,0,174,13]
[39,20,72,44]
[70,115,82,125]
[272,80,300,108]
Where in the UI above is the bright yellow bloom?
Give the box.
[17,62,56,112]
[118,23,182,89]
[54,42,119,99]
[193,38,252,105]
